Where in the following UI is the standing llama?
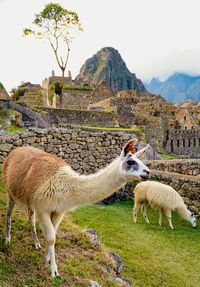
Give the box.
[3,138,150,278]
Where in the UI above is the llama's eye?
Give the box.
[127,160,136,166]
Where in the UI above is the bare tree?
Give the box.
[24,2,83,107]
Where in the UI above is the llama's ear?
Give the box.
[134,144,149,159]
[121,138,137,157]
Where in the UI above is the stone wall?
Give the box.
[18,89,47,107]
[39,107,118,127]
[0,128,137,173]
[146,159,200,176]
[166,129,200,158]
[61,90,92,109]
[0,127,199,211]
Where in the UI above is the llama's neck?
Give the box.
[62,157,127,206]
[177,206,191,222]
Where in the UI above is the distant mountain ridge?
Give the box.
[145,73,200,103]
[76,47,147,92]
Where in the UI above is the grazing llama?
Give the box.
[133,181,196,229]
[3,138,150,278]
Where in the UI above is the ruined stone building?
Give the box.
[165,110,200,158]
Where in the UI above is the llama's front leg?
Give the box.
[51,211,64,233]
[142,203,150,224]
[164,209,173,229]
[5,196,15,244]
[37,212,61,278]
[28,208,41,249]
[133,202,141,223]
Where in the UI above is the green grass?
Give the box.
[63,84,93,91]
[159,153,177,160]
[69,202,200,287]
[77,125,144,133]
[1,166,200,287]
[7,125,27,133]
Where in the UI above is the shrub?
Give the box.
[63,84,93,91]
[48,81,62,104]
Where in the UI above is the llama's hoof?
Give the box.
[52,271,61,279]
[35,242,42,250]
[5,237,11,245]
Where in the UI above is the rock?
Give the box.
[89,280,101,287]
[69,143,79,150]
[14,139,23,146]
[71,163,80,170]
[87,137,96,143]
[0,143,12,152]
[0,130,7,136]
[108,252,124,275]
[115,277,132,286]
[83,229,100,246]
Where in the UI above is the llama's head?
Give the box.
[120,138,150,181]
[189,212,197,228]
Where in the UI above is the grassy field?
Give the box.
[69,202,200,287]
[159,153,177,160]
[1,172,200,287]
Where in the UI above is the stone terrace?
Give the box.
[0,127,199,210]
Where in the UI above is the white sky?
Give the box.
[1,0,200,92]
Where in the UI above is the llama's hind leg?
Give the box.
[5,196,15,244]
[28,207,41,250]
[158,208,163,226]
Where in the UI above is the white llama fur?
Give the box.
[133,181,196,229]
[3,139,150,278]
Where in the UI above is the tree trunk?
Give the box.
[59,69,65,108]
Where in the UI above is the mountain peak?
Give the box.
[145,72,200,103]
[75,47,146,92]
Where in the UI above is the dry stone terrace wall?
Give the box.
[0,128,137,173]
[146,159,200,176]
[61,90,91,109]
[0,127,199,210]
[39,107,118,128]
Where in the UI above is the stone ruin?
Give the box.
[1,73,200,158]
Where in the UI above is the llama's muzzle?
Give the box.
[140,170,150,180]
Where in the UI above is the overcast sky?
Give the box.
[1,0,200,92]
